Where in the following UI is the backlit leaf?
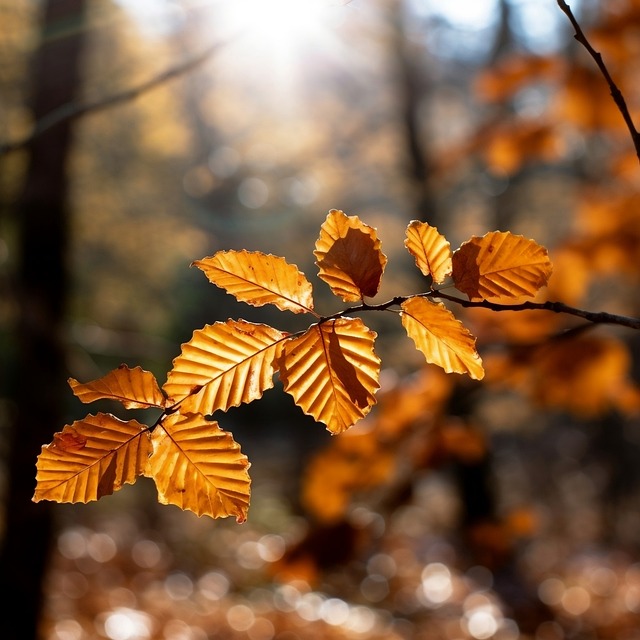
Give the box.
[452,231,552,301]
[193,250,314,314]
[401,297,484,380]
[163,320,286,414]
[148,413,250,521]
[278,317,380,434]
[314,209,387,302]
[404,220,452,283]
[69,364,166,410]
[33,413,151,504]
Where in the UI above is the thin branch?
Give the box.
[0,38,230,157]
[320,291,640,332]
[557,0,640,164]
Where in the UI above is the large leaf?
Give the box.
[401,297,484,380]
[278,317,380,434]
[452,231,552,301]
[163,320,286,414]
[69,364,166,410]
[314,209,387,302]
[193,250,314,314]
[33,413,151,504]
[404,220,452,284]
[148,413,250,522]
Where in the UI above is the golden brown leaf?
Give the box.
[452,231,552,301]
[404,220,452,283]
[163,320,286,414]
[69,364,166,410]
[314,209,387,302]
[193,250,314,314]
[401,297,484,380]
[148,413,250,521]
[33,413,151,504]
[278,318,380,434]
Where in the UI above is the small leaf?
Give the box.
[314,209,387,302]
[404,220,452,283]
[69,364,166,410]
[278,317,380,434]
[401,297,484,380]
[148,413,251,522]
[452,231,552,301]
[193,250,314,314]
[164,320,287,414]
[33,413,151,504]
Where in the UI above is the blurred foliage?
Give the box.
[4,0,640,638]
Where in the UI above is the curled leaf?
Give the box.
[404,220,452,283]
[401,297,484,380]
[69,364,166,410]
[194,250,314,314]
[314,209,387,302]
[452,231,552,301]
[33,413,151,504]
[164,320,287,414]
[278,317,380,434]
[148,413,251,522]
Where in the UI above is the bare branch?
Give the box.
[0,38,229,157]
[557,0,640,164]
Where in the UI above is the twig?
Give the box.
[0,39,229,157]
[557,0,640,164]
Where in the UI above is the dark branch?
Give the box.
[0,38,229,157]
[320,291,640,332]
[557,0,640,164]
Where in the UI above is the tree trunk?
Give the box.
[0,1,86,638]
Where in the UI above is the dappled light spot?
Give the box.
[226,603,255,631]
[164,572,193,600]
[419,562,453,605]
[246,617,275,640]
[163,618,208,640]
[58,527,89,560]
[367,553,397,578]
[360,574,389,602]
[258,534,286,563]
[295,592,325,622]
[101,608,152,640]
[237,540,266,570]
[343,605,377,634]
[238,177,269,209]
[87,532,117,563]
[273,583,302,612]
[59,571,89,599]
[560,585,591,616]
[197,570,230,601]
[319,597,350,626]
[51,619,83,640]
[131,539,162,569]
[538,577,565,606]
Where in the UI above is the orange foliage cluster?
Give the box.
[34,210,553,522]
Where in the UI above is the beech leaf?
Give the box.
[193,250,314,314]
[33,413,151,504]
[401,297,484,380]
[452,231,552,301]
[404,220,452,283]
[278,317,380,434]
[69,364,166,410]
[163,320,287,414]
[148,413,251,522]
[314,209,387,302]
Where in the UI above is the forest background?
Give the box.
[2,0,640,639]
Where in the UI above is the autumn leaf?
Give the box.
[314,209,387,302]
[163,320,287,414]
[401,297,484,380]
[148,413,250,522]
[69,364,166,410]
[33,413,151,504]
[193,250,314,314]
[278,317,380,434]
[452,231,552,301]
[404,220,452,283]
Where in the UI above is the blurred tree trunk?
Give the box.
[0,1,86,638]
